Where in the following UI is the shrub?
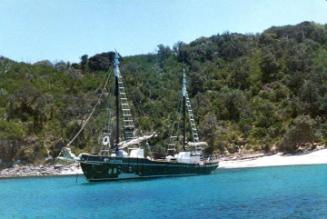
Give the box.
[279,115,316,153]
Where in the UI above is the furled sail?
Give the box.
[118,133,157,149]
[187,141,208,147]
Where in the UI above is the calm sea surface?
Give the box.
[1,165,327,218]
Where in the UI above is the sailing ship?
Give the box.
[63,52,218,181]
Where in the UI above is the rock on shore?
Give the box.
[0,163,82,178]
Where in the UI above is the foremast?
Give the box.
[114,52,120,152]
[113,52,136,151]
[182,71,187,151]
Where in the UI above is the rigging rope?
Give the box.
[65,72,111,148]
[166,91,183,156]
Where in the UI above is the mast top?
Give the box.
[114,51,120,78]
[182,69,187,97]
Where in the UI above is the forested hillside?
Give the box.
[0,22,326,167]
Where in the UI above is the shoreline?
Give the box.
[1,148,327,179]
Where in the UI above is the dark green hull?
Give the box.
[79,154,219,181]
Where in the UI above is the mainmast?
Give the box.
[182,70,203,155]
[114,52,120,152]
[167,69,202,155]
[182,71,199,143]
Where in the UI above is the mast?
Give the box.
[182,70,187,150]
[183,71,200,142]
[114,52,120,152]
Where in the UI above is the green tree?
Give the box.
[280,115,316,152]
[80,54,88,74]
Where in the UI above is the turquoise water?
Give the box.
[1,165,327,219]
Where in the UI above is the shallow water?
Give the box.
[1,165,327,218]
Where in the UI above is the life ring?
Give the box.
[102,136,110,145]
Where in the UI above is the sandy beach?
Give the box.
[219,148,327,169]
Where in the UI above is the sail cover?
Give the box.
[187,141,208,147]
[118,133,157,149]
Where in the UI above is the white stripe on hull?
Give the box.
[80,160,219,168]
[88,173,200,181]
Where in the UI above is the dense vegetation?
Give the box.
[0,22,326,167]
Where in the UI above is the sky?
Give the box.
[0,0,327,63]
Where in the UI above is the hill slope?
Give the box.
[0,21,326,167]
